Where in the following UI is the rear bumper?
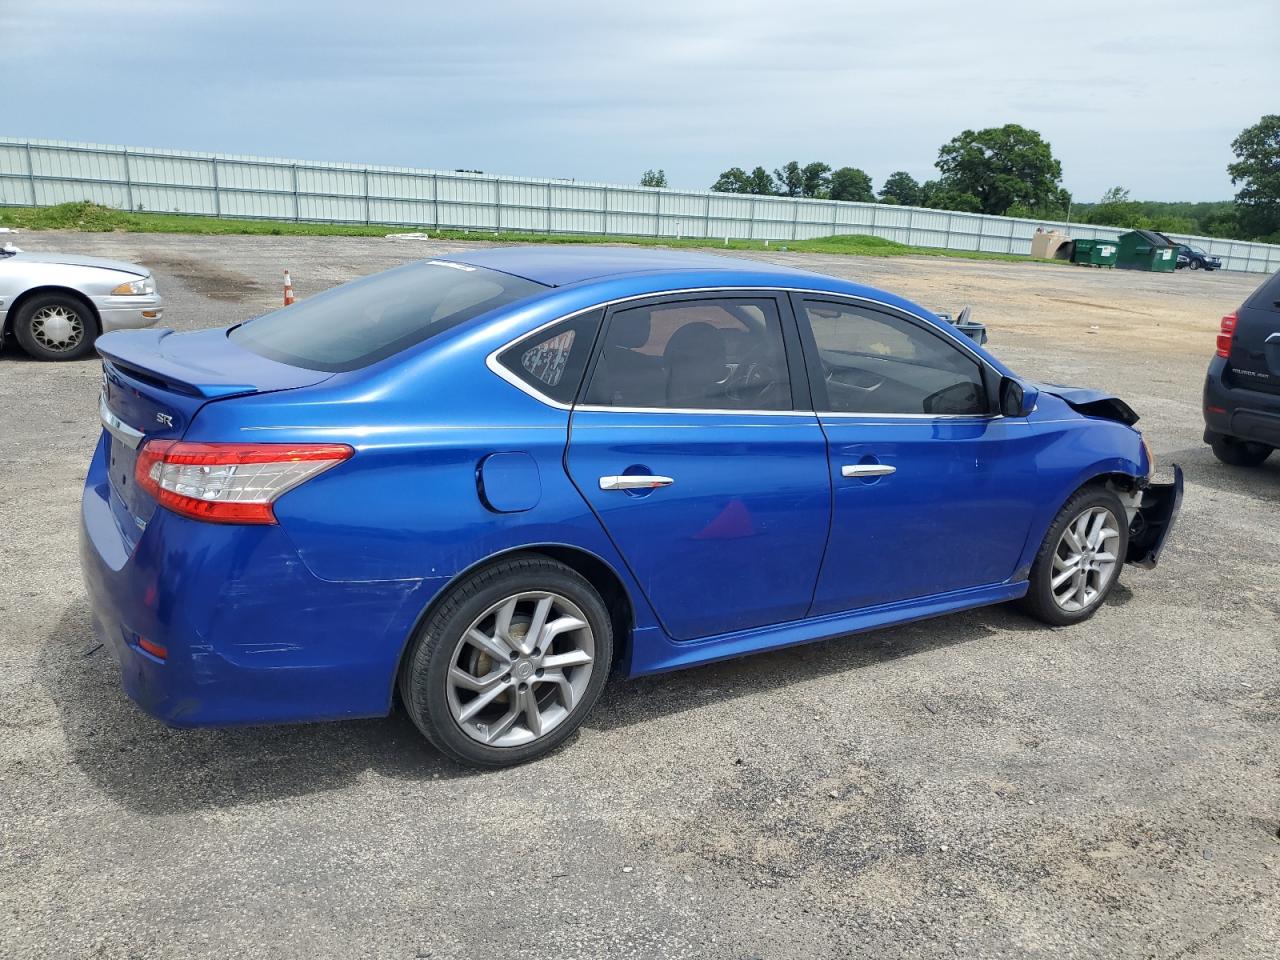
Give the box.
[1125,465,1183,570]
[78,435,433,727]
[1203,358,1280,448]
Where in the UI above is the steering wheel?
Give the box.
[727,355,784,404]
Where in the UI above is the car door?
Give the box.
[565,292,830,641]
[794,295,1039,616]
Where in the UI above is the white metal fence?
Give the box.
[3,137,1278,274]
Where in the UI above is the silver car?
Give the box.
[0,244,163,361]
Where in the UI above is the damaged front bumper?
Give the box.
[1125,464,1184,569]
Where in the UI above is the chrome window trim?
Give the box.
[816,411,1002,421]
[484,285,995,418]
[99,392,145,449]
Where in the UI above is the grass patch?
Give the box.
[1,201,1054,265]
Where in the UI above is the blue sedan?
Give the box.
[81,247,1182,766]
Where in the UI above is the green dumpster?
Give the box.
[1115,229,1177,272]
[1071,238,1118,267]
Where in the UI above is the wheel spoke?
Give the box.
[1073,569,1088,606]
[466,627,511,663]
[1086,510,1106,547]
[541,615,587,645]
[541,668,576,711]
[524,596,553,654]
[522,688,544,737]
[1051,564,1079,590]
[449,665,505,693]
[493,597,519,650]
[457,683,507,723]
[483,702,521,743]
[1095,551,1116,564]
[541,648,592,670]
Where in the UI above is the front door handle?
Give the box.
[599,475,674,491]
[841,464,896,478]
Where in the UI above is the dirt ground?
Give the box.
[1,232,1276,960]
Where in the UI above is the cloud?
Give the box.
[4,0,1278,199]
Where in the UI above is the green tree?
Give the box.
[1228,114,1280,240]
[829,167,875,203]
[879,171,922,206]
[711,167,751,193]
[801,162,832,198]
[935,124,1065,215]
[639,169,668,188]
[747,166,775,195]
[919,179,981,213]
[773,161,806,197]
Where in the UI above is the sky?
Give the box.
[5,0,1278,203]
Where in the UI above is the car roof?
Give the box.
[444,245,814,287]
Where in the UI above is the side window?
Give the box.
[803,300,988,416]
[497,309,602,405]
[583,298,791,411]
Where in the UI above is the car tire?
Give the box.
[1210,435,1273,468]
[1189,260,1200,270]
[12,292,98,361]
[399,554,614,767]
[1016,485,1129,627]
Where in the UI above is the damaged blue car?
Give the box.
[81,247,1182,766]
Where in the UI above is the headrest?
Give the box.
[611,309,651,349]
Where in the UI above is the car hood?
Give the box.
[1028,381,1140,426]
[6,251,150,276]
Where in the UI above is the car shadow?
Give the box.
[1164,446,1280,500]
[589,602,1045,732]
[43,595,1054,814]
[39,600,479,816]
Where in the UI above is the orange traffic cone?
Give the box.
[283,270,296,306]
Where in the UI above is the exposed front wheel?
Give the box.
[1017,487,1129,626]
[400,555,613,767]
[13,292,98,361]
[1189,260,1200,270]
[1210,435,1273,467]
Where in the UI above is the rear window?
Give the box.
[1244,270,1280,313]
[230,260,546,372]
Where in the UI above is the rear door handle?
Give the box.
[841,464,896,478]
[599,475,674,491]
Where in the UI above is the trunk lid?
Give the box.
[96,328,332,547]
[1228,272,1280,395]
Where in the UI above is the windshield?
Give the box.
[230,260,546,371]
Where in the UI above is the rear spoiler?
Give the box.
[95,328,304,399]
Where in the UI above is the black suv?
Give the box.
[1204,269,1280,467]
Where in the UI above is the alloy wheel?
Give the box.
[446,591,595,747]
[1051,506,1120,613]
[30,304,85,353]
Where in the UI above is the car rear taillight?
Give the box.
[1216,313,1237,358]
[134,441,353,524]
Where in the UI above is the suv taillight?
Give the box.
[1216,313,1237,358]
[135,441,353,524]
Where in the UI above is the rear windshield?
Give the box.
[1244,270,1280,313]
[230,260,546,371]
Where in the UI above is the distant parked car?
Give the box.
[1175,244,1222,272]
[1204,268,1280,467]
[83,247,1182,767]
[0,245,162,360]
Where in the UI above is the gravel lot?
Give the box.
[1,233,1276,960]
